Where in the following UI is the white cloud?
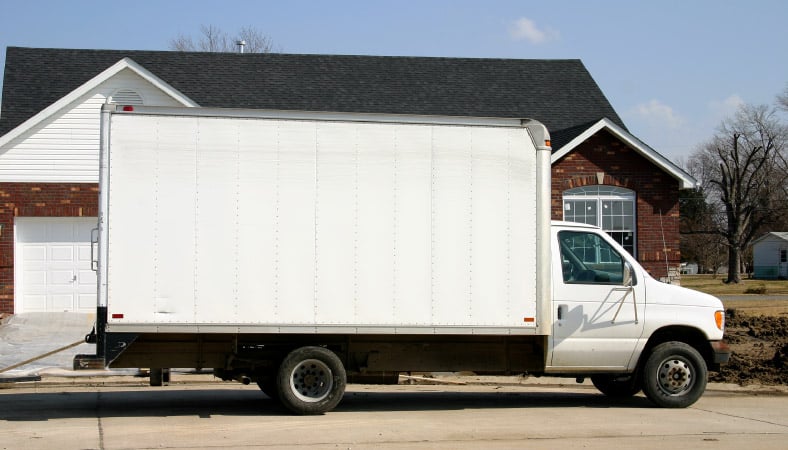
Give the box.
[624,100,695,162]
[708,94,744,119]
[632,99,684,128]
[509,17,558,44]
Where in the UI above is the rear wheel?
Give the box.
[642,341,707,408]
[276,346,346,415]
[256,373,280,402]
[591,374,641,398]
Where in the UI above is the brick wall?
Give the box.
[0,182,99,314]
[551,130,680,279]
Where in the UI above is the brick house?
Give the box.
[0,47,694,314]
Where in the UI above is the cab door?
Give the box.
[548,228,645,370]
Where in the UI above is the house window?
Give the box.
[563,185,636,256]
[781,249,787,263]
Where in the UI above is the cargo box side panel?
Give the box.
[471,127,522,325]
[315,121,359,323]
[107,115,202,323]
[350,122,434,325]
[149,117,199,323]
[106,112,538,331]
[508,129,538,326]
[388,125,432,325]
[256,120,317,324]
[193,117,242,323]
[354,124,398,324]
[311,120,436,326]
[431,125,473,325]
[431,126,538,327]
[235,119,280,323]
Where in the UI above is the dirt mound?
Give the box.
[710,310,788,385]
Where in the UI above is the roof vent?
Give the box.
[109,89,144,105]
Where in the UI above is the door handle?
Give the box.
[557,304,567,320]
[90,227,99,272]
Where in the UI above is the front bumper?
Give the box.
[711,340,731,364]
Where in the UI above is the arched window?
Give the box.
[563,185,636,256]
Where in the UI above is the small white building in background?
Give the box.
[680,262,698,275]
[752,232,788,279]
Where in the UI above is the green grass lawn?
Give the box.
[681,274,788,295]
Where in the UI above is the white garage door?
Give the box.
[14,217,98,313]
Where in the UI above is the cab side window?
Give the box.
[559,231,625,285]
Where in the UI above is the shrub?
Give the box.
[744,285,768,295]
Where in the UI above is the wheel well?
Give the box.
[640,326,714,369]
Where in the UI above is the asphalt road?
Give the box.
[1,381,787,449]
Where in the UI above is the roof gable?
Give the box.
[753,232,788,246]
[1,47,626,140]
[551,118,697,189]
[0,56,197,147]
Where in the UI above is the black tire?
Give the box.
[642,341,707,408]
[591,374,641,398]
[276,346,346,415]
[256,375,280,402]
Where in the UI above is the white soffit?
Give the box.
[551,118,697,189]
[0,57,199,148]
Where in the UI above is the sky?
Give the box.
[0,0,786,164]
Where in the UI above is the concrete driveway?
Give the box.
[0,312,97,377]
[0,379,786,449]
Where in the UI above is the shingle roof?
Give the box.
[0,46,626,148]
[754,232,788,244]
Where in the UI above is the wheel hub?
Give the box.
[290,359,333,403]
[658,358,693,395]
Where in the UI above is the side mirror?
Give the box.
[623,262,634,287]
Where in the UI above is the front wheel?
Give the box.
[276,346,346,415]
[642,342,707,408]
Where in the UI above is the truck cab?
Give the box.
[548,221,729,407]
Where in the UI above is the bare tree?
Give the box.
[679,187,727,274]
[235,26,278,53]
[170,25,278,53]
[779,83,788,112]
[687,104,788,283]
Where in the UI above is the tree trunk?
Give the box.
[726,245,742,283]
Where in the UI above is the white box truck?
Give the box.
[76,105,729,414]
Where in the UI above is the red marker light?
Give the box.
[111,313,124,319]
[122,105,134,112]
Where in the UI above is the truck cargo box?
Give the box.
[98,106,553,335]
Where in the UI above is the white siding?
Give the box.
[754,235,788,266]
[0,69,185,182]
